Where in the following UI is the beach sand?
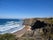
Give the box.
[13,25,31,37]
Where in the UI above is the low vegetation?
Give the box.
[0,33,17,40]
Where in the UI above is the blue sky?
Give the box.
[0,0,53,18]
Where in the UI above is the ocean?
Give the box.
[0,19,24,34]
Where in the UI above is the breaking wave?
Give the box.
[0,20,24,34]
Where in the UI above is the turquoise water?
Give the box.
[0,19,24,34]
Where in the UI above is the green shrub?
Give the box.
[0,33,17,40]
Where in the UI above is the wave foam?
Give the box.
[0,21,24,34]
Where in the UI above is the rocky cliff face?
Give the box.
[23,18,36,26]
[23,18,45,26]
[23,18,53,26]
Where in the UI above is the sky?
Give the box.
[0,0,53,18]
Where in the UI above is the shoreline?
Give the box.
[13,25,27,37]
[13,25,31,37]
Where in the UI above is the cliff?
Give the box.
[23,18,53,26]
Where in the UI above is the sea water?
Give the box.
[0,19,24,34]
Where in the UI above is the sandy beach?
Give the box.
[13,25,31,37]
[13,25,27,37]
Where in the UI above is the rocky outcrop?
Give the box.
[23,18,53,26]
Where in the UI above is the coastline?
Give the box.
[13,25,27,37]
[13,25,31,37]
